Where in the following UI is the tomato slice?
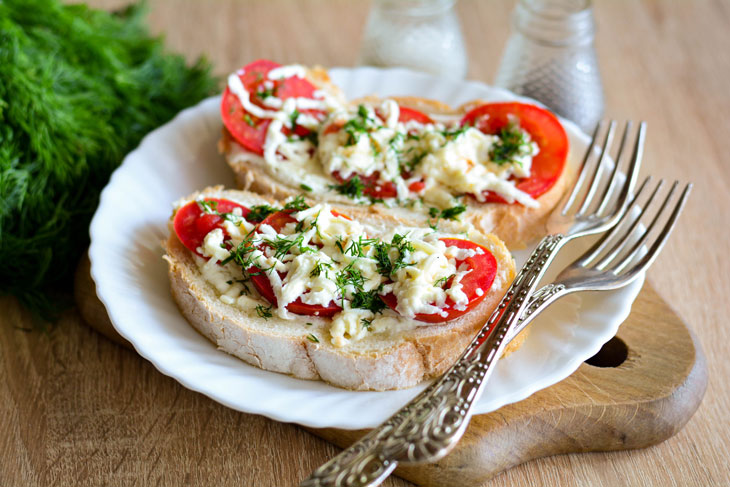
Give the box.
[221,59,323,155]
[460,102,569,203]
[381,238,497,323]
[173,199,251,257]
[248,210,343,317]
[331,170,398,200]
[398,106,433,124]
[408,180,426,193]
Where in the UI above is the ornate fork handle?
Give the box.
[301,235,566,486]
[376,234,565,464]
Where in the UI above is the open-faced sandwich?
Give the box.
[164,187,520,391]
[219,59,571,248]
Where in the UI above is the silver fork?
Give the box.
[301,121,646,487]
[378,177,691,473]
[302,178,691,487]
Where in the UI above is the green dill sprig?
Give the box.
[345,236,378,258]
[283,195,310,212]
[310,260,332,278]
[428,204,467,228]
[197,199,244,224]
[0,0,218,319]
[264,233,317,260]
[221,233,258,268]
[343,104,377,146]
[255,304,273,319]
[434,274,455,289]
[329,176,365,199]
[440,123,471,140]
[374,234,414,277]
[350,288,387,314]
[246,204,279,222]
[490,123,532,165]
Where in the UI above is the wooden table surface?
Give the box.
[2,0,729,485]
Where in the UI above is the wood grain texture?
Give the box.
[309,281,707,486]
[2,0,729,485]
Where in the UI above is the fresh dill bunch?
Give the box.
[0,0,219,320]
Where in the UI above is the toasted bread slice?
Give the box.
[220,68,572,249]
[163,187,524,391]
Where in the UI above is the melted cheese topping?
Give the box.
[226,66,544,210]
[189,197,501,348]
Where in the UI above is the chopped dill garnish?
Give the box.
[329,176,365,199]
[197,200,218,214]
[257,86,276,99]
[221,234,258,268]
[299,183,312,192]
[434,274,455,289]
[283,195,310,212]
[246,204,279,222]
[264,233,316,260]
[428,204,467,228]
[345,236,377,258]
[343,104,376,146]
[255,304,273,319]
[310,260,332,278]
[374,234,414,276]
[289,108,300,130]
[306,333,320,343]
[334,262,366,296]
[490,123,532,165]
[351,288,386,314]
[243,113,256,127]
[440,204,467,220]
[440,123,471,140]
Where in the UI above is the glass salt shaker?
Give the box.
[494,0,604,132]
[358,0,468,79]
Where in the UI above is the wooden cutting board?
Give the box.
[74,255,707,487]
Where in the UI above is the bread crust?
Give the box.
[164,188,525,391]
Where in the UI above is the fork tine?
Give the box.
[610,183,692,281]
[575,121,617,217]
[592,179,666,271]
[577,176,652,267]
[604,121,646,227]
[594,121,632,217]
[560,121,604,216]
[609,181,682,274]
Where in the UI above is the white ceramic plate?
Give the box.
[89,67,642,430]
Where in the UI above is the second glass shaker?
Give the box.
[494,0,604,132]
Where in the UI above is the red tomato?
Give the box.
[460,102,569,203]
[331,171,398,200]
[381,238,497,323]
[248,210,343,317]
[408,180,426,193]
[221,59,323,155]
[173,199,250,257]
[398,106,433,124]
